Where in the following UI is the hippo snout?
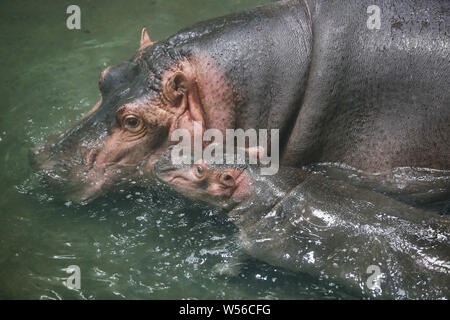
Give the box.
[29,141,75,172]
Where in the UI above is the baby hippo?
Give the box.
[154,149,450,299]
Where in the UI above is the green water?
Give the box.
[0,0,352,299]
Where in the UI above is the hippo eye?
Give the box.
[194,165,205,178]
[124,116,140,129]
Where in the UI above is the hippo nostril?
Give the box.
[220,173,235,187]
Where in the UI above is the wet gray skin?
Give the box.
[29,0,450,203]
[304,164,450,215]
[155,149,450,299]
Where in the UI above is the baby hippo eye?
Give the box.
[194,164,206,178]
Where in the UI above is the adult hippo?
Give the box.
[154,148,450,299]
[30,0,450,203]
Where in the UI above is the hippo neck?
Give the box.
[168,0,313,148]
[228,166,308,229]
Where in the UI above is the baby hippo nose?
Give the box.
[220,172,236,187]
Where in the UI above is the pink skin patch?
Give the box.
[190,55,235,134]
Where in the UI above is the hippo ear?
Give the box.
[162,71,190,108]
[164,70,206,134]
[164,72,189,103]
[140,27,153,49]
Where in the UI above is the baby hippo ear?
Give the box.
[140,27,154,49]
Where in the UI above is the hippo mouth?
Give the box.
[32,156,145,204]
[153,159,193,187]
[154,165,179,183]
[37,164,136,204]
[155,165,191,184]
[168,175,189,184]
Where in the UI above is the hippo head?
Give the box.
[29,28,233,203]
[154,146,254,210]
